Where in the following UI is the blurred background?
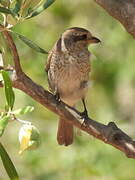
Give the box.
[1,0,135,179]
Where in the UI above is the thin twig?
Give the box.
[0,81,3,87]
[0,24,23,75]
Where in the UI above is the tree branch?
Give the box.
[1,29,135,159]
[95,0,135,39]
[0,25,23,75]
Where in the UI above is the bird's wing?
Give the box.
[45,50,53,72]
[45,37,62,72]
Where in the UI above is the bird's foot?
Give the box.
[79,110,89,127]
[79,109,88,120]
[54,93,61,104]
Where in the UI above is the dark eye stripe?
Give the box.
[73,34,87,42]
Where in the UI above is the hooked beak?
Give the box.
[88,37,101,44]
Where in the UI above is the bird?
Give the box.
[45,27,100,146]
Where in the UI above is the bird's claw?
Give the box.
[54,93,61,103]
[79,110,89,120]
[79,110,89,127]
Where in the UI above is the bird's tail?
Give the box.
[57,117,73,146]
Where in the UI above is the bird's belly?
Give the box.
[57,65,89,106]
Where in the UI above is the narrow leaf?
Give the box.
[0,114,10,137]
[12,0,22,14]
[1,70,15,110]
[14,32,48,54]
[27,0,55,19]
[0,0,10,7]
[12,106,34,115]
[0,7,13,14]
[0,142,19,180]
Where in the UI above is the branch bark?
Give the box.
[0,25,23,75]
[95,0,135,39]
[1,29,135,159]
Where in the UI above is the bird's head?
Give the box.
[61,27,101,50]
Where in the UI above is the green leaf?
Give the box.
[27,0,55,19]
[13,32,48,54]
[0,114,10,137]
[1,70,15,110]
[12,106,34,115]
[12,0,23,14]
[0,0,10,7]
[0,142,19,180]
[0,7,13,14]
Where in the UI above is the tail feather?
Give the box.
[57,117,73,146]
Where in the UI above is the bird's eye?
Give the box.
[73,34,87,42]
[79,34,87,40]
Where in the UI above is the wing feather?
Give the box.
[45,37,62,72]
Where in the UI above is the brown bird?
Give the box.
[45,27,100,146]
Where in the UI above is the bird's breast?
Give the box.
[56,54,90,81]
[48,52,90,106]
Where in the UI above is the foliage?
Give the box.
[0,142,19,180]
[0,0,55,179]
[0,0,135,180]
